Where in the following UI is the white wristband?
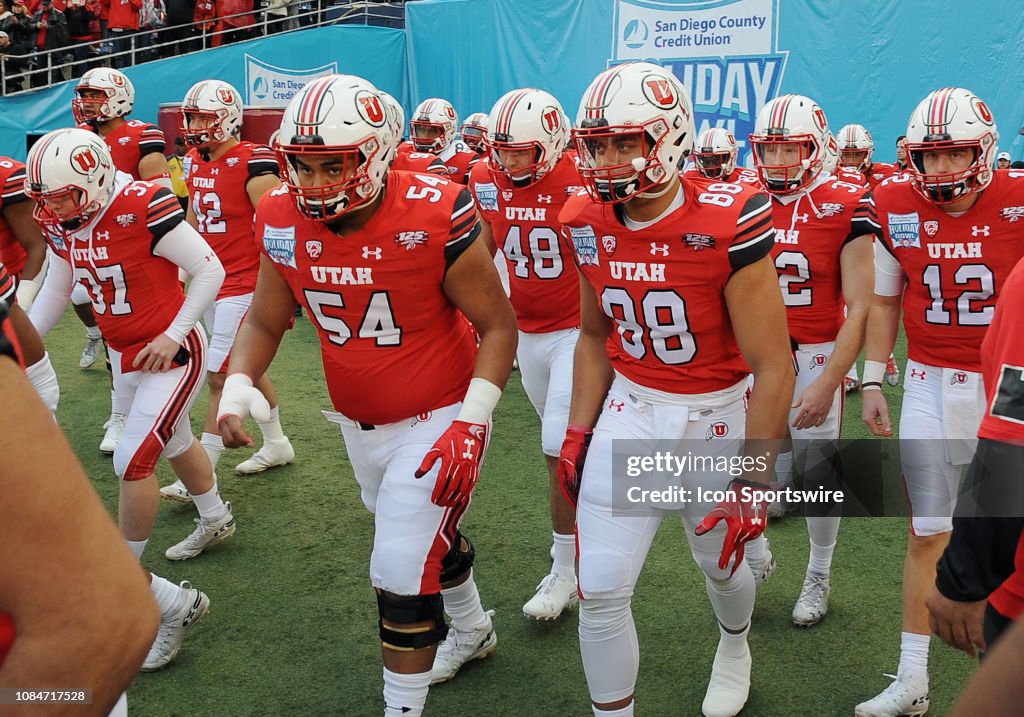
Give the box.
[16,278,41,310]
[863,360,887,385]
[224,373,254,391]
[456,377,503,424]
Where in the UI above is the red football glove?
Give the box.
[415,420,488,507]
[694,478,769,576]
[557,424,593,509]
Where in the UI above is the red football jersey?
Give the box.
[0,261,15,306]
[184,141,277,299]
[769,177,879,344]
[833,166,868,188]
[469,155,582,334]
[439,142,479,185]
[81,119,166,179]
[978,255,1024,444]
[45,180,187,369]
[682,165,760,187]
[865,162,898,189]
[559,177,775,394]
[875,171,1024,371]
[255,171,478,425]
[0,157,29,278]
[392,149,447,175]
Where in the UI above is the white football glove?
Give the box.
[217,373,271,423]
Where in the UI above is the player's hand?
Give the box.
[217,373,271,448]
[415,420,487,507]
[861,388,893,436]
[926,587,987,658]
[695,478,769,576]
[133,333,180,373]
[557,425,593,509]
[791,377,837,430]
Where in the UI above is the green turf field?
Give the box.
[47,311,976,716]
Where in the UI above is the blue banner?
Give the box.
[0,25,407,160]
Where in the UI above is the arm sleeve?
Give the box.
[1,166,28,209]
[26,248,73,338]
[247,145,279,179]
[138,124,167,158]
[845,190,882,246]
[152,221,225,344]
[728,192,775,272]
[444,188,481,270]
[873,239,904,296]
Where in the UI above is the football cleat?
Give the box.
[855,673,930,717]
[99,412,126,455]
[522,572,578,620]
[430,609,497,685]
[141,581,209,671]
[885,356,901,387]
[843,376,861,394]
[792,572,831,627]
[160,479,192,503]
[235,438,294,475]
[79,337,101,368]
[702,640,752,717]
[164,502,236,560]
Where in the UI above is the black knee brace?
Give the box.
[376,590,447,651]
[439,531,475,584]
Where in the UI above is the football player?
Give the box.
[379,91,448,176]
[410,98,479,183]
[749,94,879,626]
[469,88,582,620]
[26,128,232,671]
[688,127,758,185]
[0,156,48,310]
[836,124,899,189]
[858,87,1024,717]
[72,67,173,454]
[460,112,488,155]
[559,62,793,717]
[158,80,294,504]
[216,75,517,717]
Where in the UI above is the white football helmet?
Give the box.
[179,79,244,148]
[72,68,135,124]
[485,89,568,187]
[750,94,832,194]
[460,112,488,153]
[573,62,693,203]
[836,123,874,172]
[905,87,999,204]
[274,74,394,221]
[24,128,116,234]
[376,90,405,165]
[410,98,458,153]
[692,127,738,179]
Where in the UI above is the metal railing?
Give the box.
[0,0,406,96]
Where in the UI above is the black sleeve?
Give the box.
[936,439,1024,602]
[444,188,480,270]
[146,187,186,249]
[728,192,775,272]
[844,190,882,246]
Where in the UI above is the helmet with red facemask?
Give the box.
[836,123,874,172]
[24,128,116,235]
[485,89,568,188]
[72,68,134,125]
[750,94,831,195]
[692,127,738,180]
[274,74,394,222]
[573,62,693,204]
[179,79,244,149]
[410,98,459,153]
[905,87,998,204]
[460,112,488,153]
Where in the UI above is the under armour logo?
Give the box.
[971,225,991,237]
[95,230,110,241]
[910,368,926,380]
[209,167,220,175]
[362,246,382,260]
[461,437,476,459]
[794,213,809,223]
[649,243,669,256]
[537,194,552,203]
[608,398,625,412]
